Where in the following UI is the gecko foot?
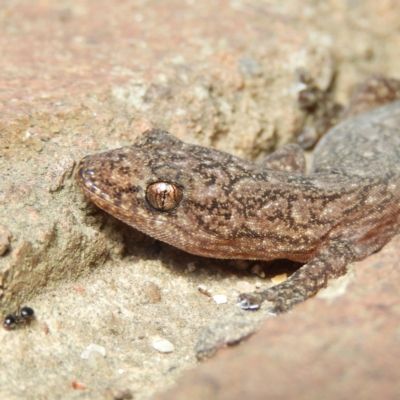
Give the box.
[237,240,355,314]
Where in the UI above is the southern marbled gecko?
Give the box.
[76,76,400,314]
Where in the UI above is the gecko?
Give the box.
[76,75,400,314]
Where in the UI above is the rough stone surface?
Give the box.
[0,0,400,399]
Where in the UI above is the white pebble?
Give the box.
[80,344,107,359]
[212,294,227,304]
[151,337,175,353]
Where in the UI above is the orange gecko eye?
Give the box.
[146,182,183,211]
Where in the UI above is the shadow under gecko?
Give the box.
[76,77,400,317]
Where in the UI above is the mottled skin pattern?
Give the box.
[76,82,400,314]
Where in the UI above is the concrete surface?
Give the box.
[1,0,400,399]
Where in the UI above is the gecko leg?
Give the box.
[237,240,356,314]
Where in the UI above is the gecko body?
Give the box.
[77,95,400,313]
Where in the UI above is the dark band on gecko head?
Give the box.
[146,182,183,211]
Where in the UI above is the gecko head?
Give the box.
[76,129,265,258]
[76,129,190,222]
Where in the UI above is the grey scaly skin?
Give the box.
[76,77,400,314]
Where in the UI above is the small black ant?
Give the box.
[3,306,35,330]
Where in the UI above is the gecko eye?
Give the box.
[146,182,183,211]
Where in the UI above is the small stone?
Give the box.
[151,337,174,353]
[141,281,161,303]
[271,273,287,285]
[42,322,50,334]
[0,227,11,256]
[187,262,196,272]
[45,156,75,193]
[212,294,227,304]
[71,381,86,390]
[251,264,265,278]
[80,344,107,360]
[198,284,212,297]
[110,389,133,400]
[236,280,252,292]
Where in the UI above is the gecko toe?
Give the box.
[237,288,296,313]
[236,293,262,310]
[236,299,260,310]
